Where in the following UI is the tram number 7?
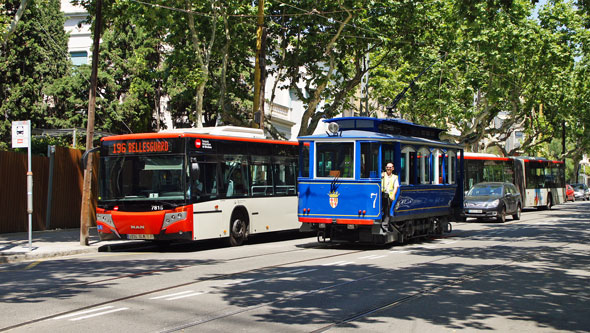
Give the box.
[371,193,378,208]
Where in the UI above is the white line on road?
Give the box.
[149,290,195,300]
[69,307,128,321]
[165,292,205,301]
[53,306,114,320]
[291,269,318,275]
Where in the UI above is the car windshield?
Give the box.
[572,184,584,190]
[468,184,503,197]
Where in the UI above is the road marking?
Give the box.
[336,261,354,266]
[165,292,205,300]
[150,290,195,300]
[224,279,253,285]
[24,260,43,270]
[69,307,128,321]
[240,278,273,285]
[278,268,308,275]
[53,306,114,320]
[367,255,387,260]
[291,269,317,275]
[322,261,347,266]
[389,250,409,254]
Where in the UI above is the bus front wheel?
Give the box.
[228,214,247,246]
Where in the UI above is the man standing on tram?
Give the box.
[382,162,399,227]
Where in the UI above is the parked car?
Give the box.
[566,184,575,202]
[463,182,522,222]
[571,183,590,201]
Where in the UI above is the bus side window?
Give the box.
[273,157,297,195]
[221,155,249,198]
[250,156,272,196]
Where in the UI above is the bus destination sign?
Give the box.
[109,139,171,155]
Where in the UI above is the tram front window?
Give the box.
[316,143,354,178]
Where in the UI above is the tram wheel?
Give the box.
[228,214,247,246]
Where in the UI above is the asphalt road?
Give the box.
[0,201,589,332]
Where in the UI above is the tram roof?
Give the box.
[299,117,460,148]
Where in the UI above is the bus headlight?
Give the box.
[97,213,115,229]
[162,211,187,229]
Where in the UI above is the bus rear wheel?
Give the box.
[228,214,247,246]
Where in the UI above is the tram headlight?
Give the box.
[327,122,339,135]
[162,211,187,229]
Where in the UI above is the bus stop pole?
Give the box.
[27,140,33,251]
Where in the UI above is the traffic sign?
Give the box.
[12,120,30,148]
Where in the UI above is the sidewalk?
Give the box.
[0,228,134,264]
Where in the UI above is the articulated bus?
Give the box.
[464,152,565,209]
[96,126,299,246]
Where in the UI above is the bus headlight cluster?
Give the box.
[162,211,187,229]
[97,213,115,228]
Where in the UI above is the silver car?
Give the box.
[462,182,522,223]
[571,183,590,201]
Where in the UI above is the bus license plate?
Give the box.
[128,234,154,240]
[469,209,482,214]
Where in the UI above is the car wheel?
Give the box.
[512,204,521,220]
[497,207,506,223]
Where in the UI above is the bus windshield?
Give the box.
[99,155,186,201]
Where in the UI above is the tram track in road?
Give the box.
[159,216,585,333]
[0,208,571,332]
[0,243,368,333]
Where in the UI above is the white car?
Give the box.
[571,183,590,201]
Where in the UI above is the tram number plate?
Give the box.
[468,209,482,214]
[128,234,154,240]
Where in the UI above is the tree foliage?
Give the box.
[1,0,589,165]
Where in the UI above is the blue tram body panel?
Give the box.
[394,185,457,219]
[299,181,381,220]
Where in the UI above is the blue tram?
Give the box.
[297,117,464,244]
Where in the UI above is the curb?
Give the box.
[0,247,100,264]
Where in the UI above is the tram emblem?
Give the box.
[328,177,341,208]
[328,191,340,208]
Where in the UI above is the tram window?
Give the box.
[418,148,431,184]
[316,143,354,178]
[360,142,379,178]
[250,155,272,196]
[447,151,456,184]
[401,147,416,185]
[382,143,395,171]
[433,149,442,184]
[220,155,249,197]
[299,142,310,178]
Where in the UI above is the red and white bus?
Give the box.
[96,126,299,246]
[464,152,565,209]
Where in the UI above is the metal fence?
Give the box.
[0,146,97,233]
